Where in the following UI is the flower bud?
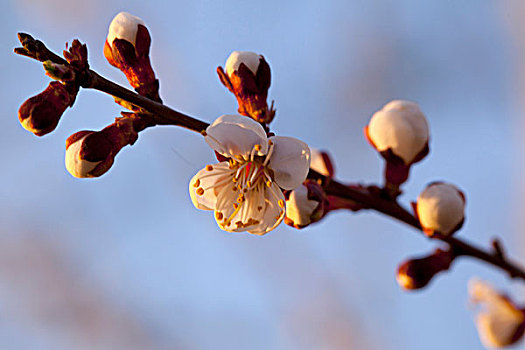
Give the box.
[18,81,77,136]
[104,12,161,102]
[396,248,454,290]
[413,182,466,237]
[309,147,335,178]
[365,100,429,189]
[285,180,327,229]
[469,279,525,348]
[65,115,142,178]
[217,51,274,124]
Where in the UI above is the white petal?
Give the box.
[285,184,319,226]
[107,12,144,46]
[225,51,261,76]
[205,115,268,160]
[309,147,330,176]
[476,311,523,348]
[267,136,311,190]
[189,162,233,211]
[214,182,266,232]
[469,279,524,348]
[249,182,286,235]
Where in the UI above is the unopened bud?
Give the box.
[107,12,145,49]
[65,115,141,178]
[104,12,160,102]
[217,51,274,123]
[469,279,525,348]
[365,100,429,188]
[285,180,327,229]
[414,182,465,236]
[19,81,77,136]
[309,147,335,178]
[396,248,454,290]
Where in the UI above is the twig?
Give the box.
[14,32,525,281]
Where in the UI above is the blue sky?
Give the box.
[2,0,525,349]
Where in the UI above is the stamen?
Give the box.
[206,165,213,171]
[196,188,204,195]
[278,199,285,208]
[263,141,275,167]
[266,180,272,187]
[193,179,200,188]
[215,212,223,220]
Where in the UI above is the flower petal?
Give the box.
[248,182,286,235]
[214,182,266,232]
[267,136,310,190]
[205,115,268,160]
[189,162,234,210]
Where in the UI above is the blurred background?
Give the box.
[2,0,525,349]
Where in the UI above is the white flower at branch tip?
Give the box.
[416,182,465,236]
[469,279,525,348]
[367,100,429,164]
[189,114,311,234]
[225,51,261,77]
[107,12,145,47]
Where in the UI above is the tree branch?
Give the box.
[15,32,525,282]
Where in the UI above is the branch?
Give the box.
[15,32,525,282]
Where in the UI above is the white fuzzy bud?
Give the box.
[309,147,331,177]
[469,279,524,348]
[285,184,320,227]
[65,135,101,178]
[367,100,429,164]
[107,12,145,47]
[416,183,465,235]
[225,51,260,77]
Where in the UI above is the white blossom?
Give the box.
[190,114,310,234]
[416,182,465,235]
[65,134,101,178]
[367,100,429,164]
[469,279,524,348]
[225,51,261,77]
[107,12,145,47]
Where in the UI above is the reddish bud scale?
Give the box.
[396,248,454,290]
[217,57,274,124]
[104,25,161,102]
[19,81,78,136]
[66,113,147,177]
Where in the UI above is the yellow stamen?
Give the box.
[196,188,204,195]
[206,165,213,171]
[278,199,285,208]
[193,179,200,188]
